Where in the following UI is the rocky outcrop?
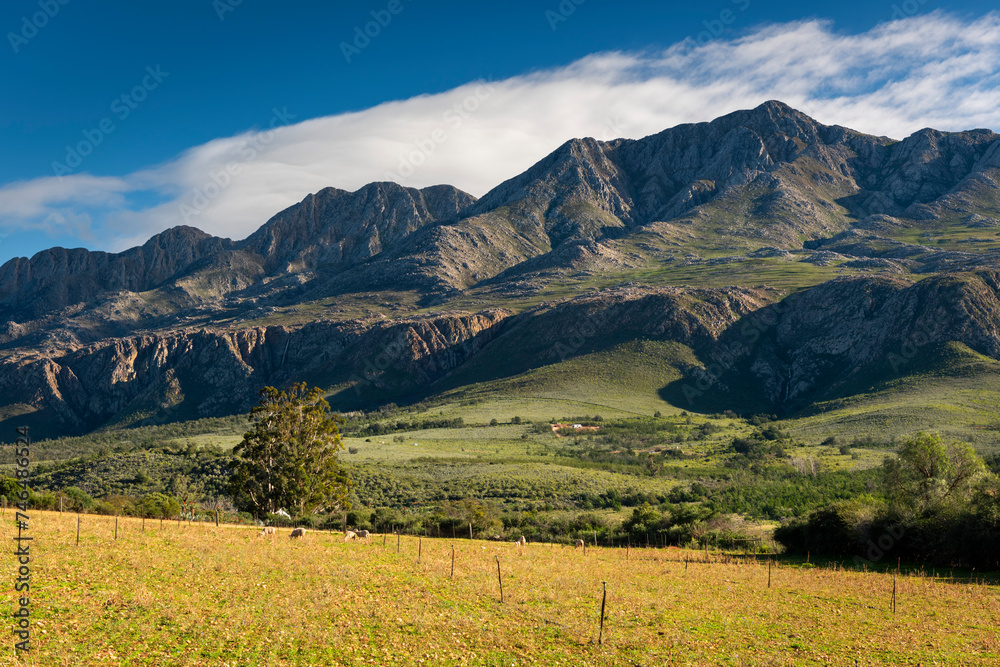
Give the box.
[0,281,777,436]
[439,284,779,389]
[0,309,509,436]
[0,226,233,317]
[239,182,476,275]
[5,103,1000,434]
[675,270,1000,411]
[0,183,475,322]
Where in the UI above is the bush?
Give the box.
[774,498,883,556]
[137,493,181,518]
[63,486,95,511]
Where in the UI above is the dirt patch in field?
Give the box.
[551,423,601,437]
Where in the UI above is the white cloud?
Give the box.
[2,11,1000,257]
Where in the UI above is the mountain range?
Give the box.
[4,100,1000,438]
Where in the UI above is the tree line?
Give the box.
[775,432,1000,569]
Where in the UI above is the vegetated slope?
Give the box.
[784,340,1000,445]
[426,284,777,392]
[431,339,702,419]
[663,269,1000,417]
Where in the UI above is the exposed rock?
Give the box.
[801,251,847,266]
[675,270,1000,411]
[0,309,508,436]
[0,227,234,318]
[748,247,795,260]
[4,102,1000,434]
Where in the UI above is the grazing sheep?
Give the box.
[491,534,502,541]
[575,539,585,548]
[515,535,526,547]
[259,526,275,535]
[355,529,370,541]
[344,530,357,542]
[290,527,306,539]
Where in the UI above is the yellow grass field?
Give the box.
[2,511,999,666]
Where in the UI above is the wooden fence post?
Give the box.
[598,582,607,645]
[496,556,504,603]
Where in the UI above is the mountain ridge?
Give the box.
[3,100,1000,437]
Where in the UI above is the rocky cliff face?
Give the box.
[0,226,234,318]
[239,182,476,275]
[0,280,777,436]
[0,309,508,437]
[437,284,779,390]
[0,183,476,323]
[674,269,1000,412]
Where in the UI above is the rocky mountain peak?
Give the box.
[239,182,477,275]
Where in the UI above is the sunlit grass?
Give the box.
[6,511,999,666]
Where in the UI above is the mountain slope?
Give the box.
[3,101,1000,438]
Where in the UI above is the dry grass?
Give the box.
[3,511,999,666]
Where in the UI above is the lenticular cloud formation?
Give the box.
[2,11,999,259]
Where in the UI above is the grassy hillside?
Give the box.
[429,340,696,421]
[8,511,998,666]
[784,342,1000,449]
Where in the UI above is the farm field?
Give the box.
[5,511,999,666]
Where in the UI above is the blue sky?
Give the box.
[1,0,999,264]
